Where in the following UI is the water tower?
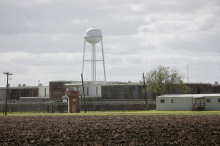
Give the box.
[82,27,106,81]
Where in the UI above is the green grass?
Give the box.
[1,110,220,116]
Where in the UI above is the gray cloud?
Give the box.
[0,0,220,86]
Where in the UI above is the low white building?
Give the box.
[156,94,220,111]
[38,84,49,97]
[0,90,6,101]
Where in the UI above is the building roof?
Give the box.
[102,82,143,86]
[62,95,102,99]
[0,86,39,89]
[158,94,220,98]
[49,80,73,82]
[20,96,49,100]
[65,83,82,86]
[211,84,220,87]
[183,82,211,85]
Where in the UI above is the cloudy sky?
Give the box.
[0,0,220,86]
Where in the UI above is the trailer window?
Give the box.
[218,98,220,102]
[206,98,211,102]
[171,99,176,103]
[161,99,165,103]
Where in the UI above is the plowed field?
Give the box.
[0,115,220,145]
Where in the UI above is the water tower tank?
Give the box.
[85,28,102,43]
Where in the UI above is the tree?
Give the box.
[142,65,190,97]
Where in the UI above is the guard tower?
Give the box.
[65,83,82,113]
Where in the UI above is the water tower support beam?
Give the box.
[91,43,96,81]
[82,40,86,74]
[101,39,106,81]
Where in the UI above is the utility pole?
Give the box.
[38,80,40,112]
[3,72,13,116]
[81,74,86,113]
[187,64,190,94]
[143,73,148,111]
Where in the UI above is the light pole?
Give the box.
[3,72,13,116]
[143,73,148,111]
[38,80,40,107]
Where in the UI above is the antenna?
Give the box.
[187,64,189,83]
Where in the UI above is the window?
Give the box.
[161,99,165,103]
[206,98,211,102]
[24,90,30,97]
[12,90,17,99]
[87,87,89,95]
[96,87,98,95]
[70,87,77,91]
[133,87,138,99]
[106,88,111,98]
[171,99,176,103]
[218,98,220,102]
[119,87,125,99]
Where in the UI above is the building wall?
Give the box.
[68,96,80,113]
[101,85,154,100]
[0,90,6,101]
[167,84,212,94]
[39,86,49,97]
[84,84,102,96]
[156,97,192,111]
[8,88,38,100]
[211,86,220,93]
[205,96,220,111]
[157,96,220,111]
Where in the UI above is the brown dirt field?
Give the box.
[0,115,220,145]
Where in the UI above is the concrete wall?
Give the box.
[0,90,6,101]
[156,97,192,111]
[205,96,220,111]
[39,86,49,97]
[84,84,102,96]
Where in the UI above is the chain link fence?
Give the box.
[0,98,156,114]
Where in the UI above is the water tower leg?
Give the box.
[101,39,106,81]
[82,40,86,74]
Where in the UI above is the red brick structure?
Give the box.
[211,84,220,93]
[65,84,82,113]
[49,81,72,101]
[68,95,80,113]
[166,83,212,94]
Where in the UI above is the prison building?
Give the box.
[0,84,49,101]
[102,83,154,100]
